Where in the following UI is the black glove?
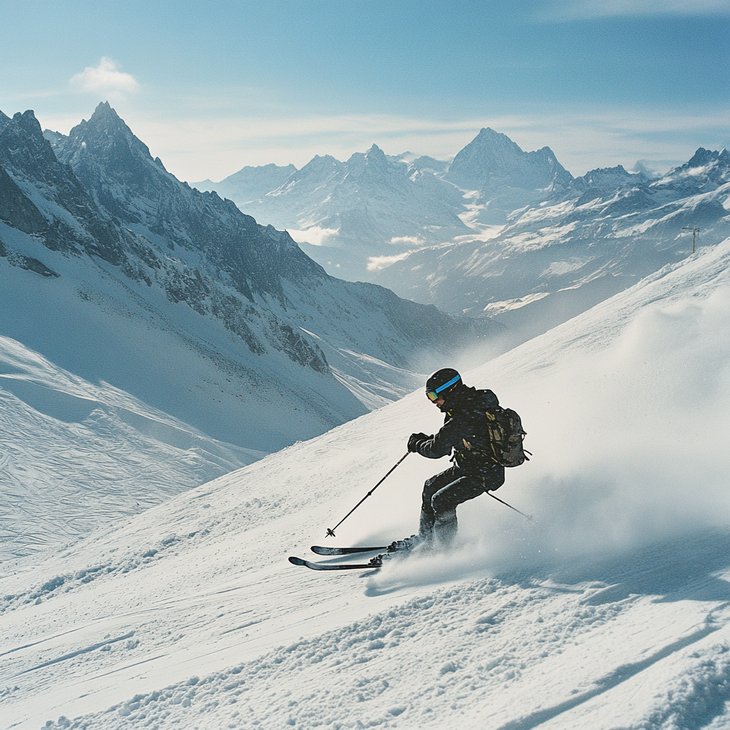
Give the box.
[408,432,430,452]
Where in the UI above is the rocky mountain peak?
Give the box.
[344,143,391,181]
[82,102,147,149]
[685,147,730,169]
[365,143,387,161]
[295,154,342,178]
[65,101,154,166]
[88,100,123,126]
[2,111,52,166]
[1,109,86,199]
[446,127,573,192]
[11,109,44,136]
[48,103,181,224]
[658,147,730,190]
[0,106,127,265]
[576,165,647,191]
[454,127,524,169]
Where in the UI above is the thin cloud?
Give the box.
[538,0,730,21]
[69,57,138,96]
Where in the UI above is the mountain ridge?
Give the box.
[198,126,728,350]
[201,140,472,280]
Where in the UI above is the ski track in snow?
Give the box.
[2,240,730,729]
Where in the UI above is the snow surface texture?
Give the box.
[2,240,730,729]
[0,335,258,560]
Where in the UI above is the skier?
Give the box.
[398,368,506,551]
[289,367,525,571]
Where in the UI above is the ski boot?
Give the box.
[386,534,424,553]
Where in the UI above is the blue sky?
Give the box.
[1,0,728,182]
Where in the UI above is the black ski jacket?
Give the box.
[413,385,505,475]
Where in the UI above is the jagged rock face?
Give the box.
[445,127,574,192]
[0,111,77,196]
[0,110,127,264]
[0,164,47,234]
[657,148,730,193]
[51,102,325,303]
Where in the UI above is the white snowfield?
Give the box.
[2,240,730,729]
[0,335,259,559]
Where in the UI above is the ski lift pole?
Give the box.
[326,452,410,538]
[487,490,533,521]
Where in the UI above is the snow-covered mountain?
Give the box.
[196,128,576,281]
[194,163,297,208]
[196,143,473,280]
[1,103,503,558]
[199,129,728,348]
[443,126,574,225]
[1,103,496,452]
[374,146,730,346]
[2,236,728,729]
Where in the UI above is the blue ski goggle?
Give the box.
[426,374,460,402]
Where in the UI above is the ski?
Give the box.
[310,545,387,556]
[288,556,381,571]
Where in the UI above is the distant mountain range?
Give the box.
[191,127,579,281]
[195,144,473,280]
[375,146,730,345]
[195,128,730,345]
[0,102,496,457]
[194,163,297,205]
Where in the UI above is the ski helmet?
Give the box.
[425,368,462,402]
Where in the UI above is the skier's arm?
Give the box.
[409,417,459,459]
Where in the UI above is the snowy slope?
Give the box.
[0,224,429,559]
[2,239,729,729]
[0,334,259,561]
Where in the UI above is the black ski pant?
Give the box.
[420,463,505,546]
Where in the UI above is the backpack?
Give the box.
[482,405,530,468]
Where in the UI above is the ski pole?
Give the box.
[487,491,533,521]
[326,452,410,538]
